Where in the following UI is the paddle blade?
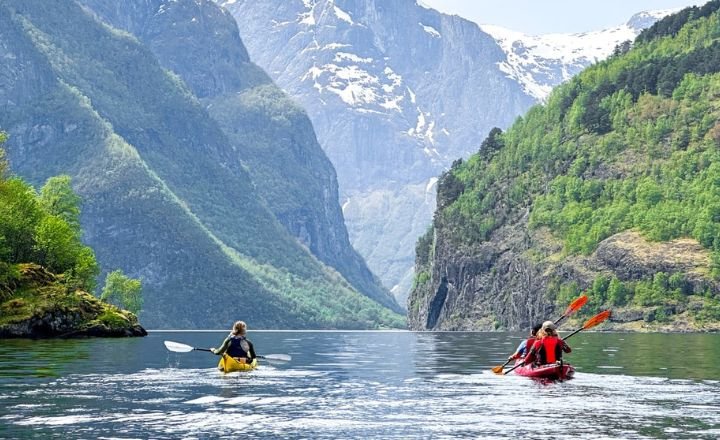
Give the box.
[164,340,194,353]
[260,354,292,363]
[491,358,512,374]
[563,295,588,317]
[582,310,612,330]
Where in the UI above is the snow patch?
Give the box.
[322,43,351,50]
[480,8,676,101]
[333,5,354,24]
[299,1,317,26]
[419,23,440,38]
[335,52,373,63]
[425,177,438,194]
[407,87,416,104]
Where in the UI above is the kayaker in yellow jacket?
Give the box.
[211,321,257,365]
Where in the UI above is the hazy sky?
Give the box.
[420,0,702,35]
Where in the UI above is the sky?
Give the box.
[420,0,702,35]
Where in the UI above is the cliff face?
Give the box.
[410,225,720,331]
[219,0,535,305]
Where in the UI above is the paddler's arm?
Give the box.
[561,339,571,353]
[211,337,231,355]
[509,340,527,360]
[247,340,257,360]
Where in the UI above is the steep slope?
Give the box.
[78,0,399,313]
[219,0,535,306]
[0,0,403,328]
[409,1,720,331]
[480,10,677,101]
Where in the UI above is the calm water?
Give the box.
[1,331,719,439]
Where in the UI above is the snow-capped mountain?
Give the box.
[481,9,679,101]
[217,0,673,307]
[219,0,534,306]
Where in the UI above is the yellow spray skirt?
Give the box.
[218,354,258,373]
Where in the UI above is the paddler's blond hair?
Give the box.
[231,320,247,336]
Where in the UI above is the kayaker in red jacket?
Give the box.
[508,323,542,360]
[523,321,571,366]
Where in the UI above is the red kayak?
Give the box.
[512,361,575,380]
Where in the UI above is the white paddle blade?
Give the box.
[164,340,194,353]
[262,354,291,362]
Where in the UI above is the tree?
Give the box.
[480,127,504,156]
[39,175,81,231]
[607,277,627,306]
[101,270,143,315]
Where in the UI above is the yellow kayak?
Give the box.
[218,354,258,373]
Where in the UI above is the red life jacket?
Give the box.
[524,337,536,355]
[537,336,560,364]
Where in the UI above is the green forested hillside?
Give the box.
[410,1,720,331]
[0,0,403,329]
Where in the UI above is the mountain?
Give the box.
[409,1,720,332]
[218,0,536,306]
[0,0,402,328]
[217,0,671,308]
[480,9,679,101]
[77,0,400,314]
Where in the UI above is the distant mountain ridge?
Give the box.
[218,0,671,307]
[220,0,535,306]
[480,9,679,101]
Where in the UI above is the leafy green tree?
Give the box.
[607,277,627,306]
[0,178,44,263]
[101,270,143,315]
[39,175,81,231]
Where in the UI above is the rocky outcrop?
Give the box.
[562,231,717,293]
[409,209,552,331]
[409,225,720,331]
[0,264,147,338]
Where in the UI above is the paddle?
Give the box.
[163,340,292,363]
[503,309,611,376]
[491,294,588,374]
[554,294,589,325]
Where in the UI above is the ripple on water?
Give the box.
[2,332,720,439]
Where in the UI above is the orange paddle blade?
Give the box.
[491,365,504,374]
[582,310,611,330]
[564,294,588,316]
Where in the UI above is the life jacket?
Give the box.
[227,335,252,359]
[523,337,536,356]
[537,336,561,364]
